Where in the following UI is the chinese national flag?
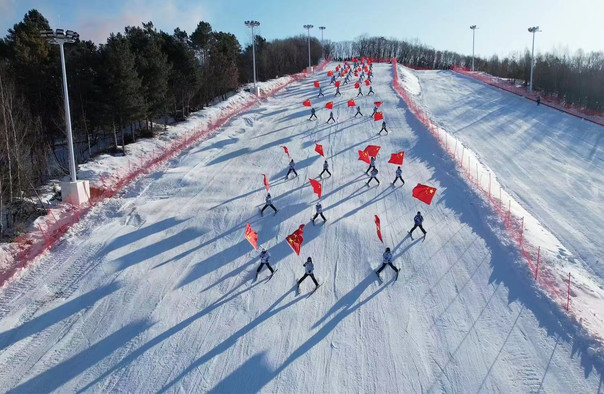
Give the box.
[354,71,359,77]
[325,101,334,110]
[327,71,334,76]
[374,112,384,121]
[358,150,370,164]
[364,145,381,157]
[315,142,324,157]
[375,215,383,243]
[347,99,356,107]
[263,174,270,192]
[286,224,305,255]
[245,222,258,250]
[365,79,370,86]
[314,81,320,88]
[354,82,360,89]
[309,179,322,199]
[303,99,311,107]
[374,101,383,107]
[340,72,345,77]
[282,146,290,157]
[388,151,405,165]
[336,66,340,71]
[412,184,437,205]
[335,81,341,87]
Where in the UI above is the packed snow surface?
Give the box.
[0,63,602,393]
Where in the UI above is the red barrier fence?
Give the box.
[392,59,571,312]
[0,59,330,287]
[450,66,604,127]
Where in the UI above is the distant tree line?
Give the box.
[328,35,603,111]
[0,9,321,237]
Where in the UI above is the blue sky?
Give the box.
[1,0,602,58]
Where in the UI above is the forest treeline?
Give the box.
[328,36,603,111]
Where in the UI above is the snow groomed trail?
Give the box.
[0,63,601,393]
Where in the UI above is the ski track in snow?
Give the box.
[0,63,602,393]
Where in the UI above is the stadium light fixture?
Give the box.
[470,25,478,71]
[244,20,260,89]
[303,24,314,70]
[319,26,326,59]
[528,26,541,92]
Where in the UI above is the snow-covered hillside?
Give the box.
[0,63,601,393]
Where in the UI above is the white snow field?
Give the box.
[0,63,602,393]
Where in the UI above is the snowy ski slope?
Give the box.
[0,63,602,393]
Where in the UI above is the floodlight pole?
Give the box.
[244,20,260,88]
[319,26,326,59]
[470,25,478,71]
[528,26,541,93]
[303,24,314,70]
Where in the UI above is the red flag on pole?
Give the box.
[375,215,383,243]
[282,146,290,157]
[314,80,320,88]
[364,145,381,157]
[263,174,270,192]
[303,99,311,107]
[358,150,370,164]
[365,79,370,86]
[388,151,405,165]
[374,112,384,121]
[412,184,437,205]
[245,222,258,250]
[347,99,356,107]
[335,81,341,87]
[286,224,305,255]
[374,101,383,107]
[309,179,322,199]
[325,101,334,110]
[354,82,360,89]
[327,71,334,76]
[315,142,324,157]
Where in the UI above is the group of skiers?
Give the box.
[256,61,428,292]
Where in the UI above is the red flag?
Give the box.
[335,81,341,87]
[286,224,305,255]
[347,99,356,107]
[245,222,258,250]
[354,71,359,76]
[263,174,270,192]
[358,150,370,164]
[303,99,311,107]
[364,145,381,157]
[374,111,384,121]
[336,66,340,71]
[315,142,324,157]
[388,151,405,165]
[309,179,322,199]
[365,79,370,86]
[374,101,383,108]
[282,146,290,157]
[340,72,346,77]
[314,80,320,88]
[327,71,334,76]
[325,101,334,110]
[375,215,383,243]
[412,183,437,205]
[354,82,360,89]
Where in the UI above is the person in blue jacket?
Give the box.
[408,211,427,236]
[260,193,278,215]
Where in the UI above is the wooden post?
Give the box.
[534,246,540,280]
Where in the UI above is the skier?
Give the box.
[371,105,378,117]
[378,120,388,135]
[365,156,376,174]
[297,257,320,290]
[354,105,363,118]
[261,193,278,215]
[343,75,349,84]
[536,95,541,106]
[330,74,336,84]
[408,211,427,237]
[392,166,404,185]
[376,247,399,277]
[318,160,331,178]
[286,159,298,178]
[366,167,380,186]
[334,86,341,96]
[357,87,363,97]
[256,248,275,279]
[326,111,336,124]
[367,86,375,95]
[308,107,317,120]
[312,202,327,223]
[317,86,324,98]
